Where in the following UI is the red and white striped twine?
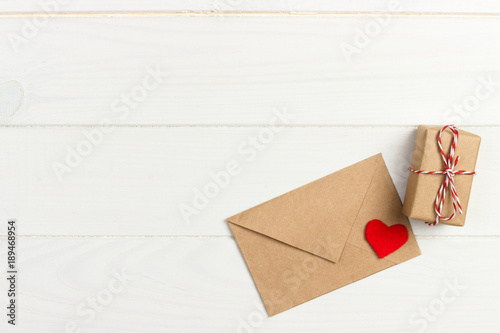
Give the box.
[408,125,476,226]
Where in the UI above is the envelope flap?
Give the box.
[227,154,382,263]
[347,155,421,264]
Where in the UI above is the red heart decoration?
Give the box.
[366,219,408,258]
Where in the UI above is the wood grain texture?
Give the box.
[0,10,499,332]
[0,127,495,237]
[2,0,500,14]
[1,16,500,125]
[0,237,498,333]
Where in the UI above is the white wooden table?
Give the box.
[1,2,499,332]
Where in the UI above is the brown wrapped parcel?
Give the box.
[402,125,481,226]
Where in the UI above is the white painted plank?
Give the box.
[0,126,495,236]
[0,237,497,332]
[1,16,500,125]
[1,0,500,14]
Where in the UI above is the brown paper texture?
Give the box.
[227,154,421,316]
[402,125,481,226]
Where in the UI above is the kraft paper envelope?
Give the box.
[227,154,421,316]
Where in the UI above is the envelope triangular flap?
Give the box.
[227,154,382,263]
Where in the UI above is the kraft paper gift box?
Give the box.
[226,154,421,316]
[402,125,481,226]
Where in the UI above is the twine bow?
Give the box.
[408,125,476,226]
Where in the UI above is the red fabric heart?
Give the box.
[365,219,408,258]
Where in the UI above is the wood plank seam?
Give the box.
[2,12,500,18]
[0,125,499,128]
